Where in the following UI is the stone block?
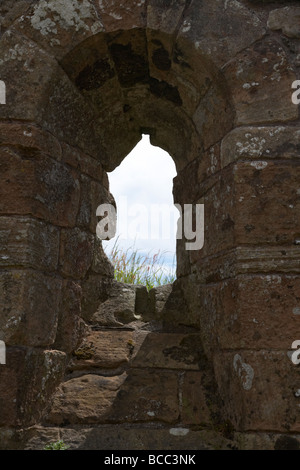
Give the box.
[213,350,300,432]
[92,106,141,172]
[0,216,59,272]
[147,0,186,36]
[132,333,204,370]
[0,122,62,161]
[92,236,115,277]
[224,39,297,125]
[22,426,60,451]
[47,373,127,425]
[41,67,104,160]
[198,275,300,352]
[54,280,86,354]
[81,274,112,322]
[77,174,114,234]
[91,281,138,326]
[233,160,300,246]
[147,284,172,321]
[175,0,265,68]
[181,371,213,426]
[134,284,149,316]
[268,7,300,38]
[62,142,104,181]
[96,0,147,32]
[0,28,60,122]
[21,349,66,426]
[236,246,300,274]
[187,158,300,261]
[0,347,27,427]
[15,0,104,60]
[221,126,300,168]
[59,228,94,279]
[0,347,66,427]
[147,10,205,117]
[173,146,221,207]
[199,167,236,258]
[193,85,234,151]
[108,369,179,424]
[0,269,61,347]
[35,426,230,450]
[69,329,134,370]
[0,1,33,33]
[0,146,80,227]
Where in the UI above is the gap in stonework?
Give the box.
[103,135,178,289]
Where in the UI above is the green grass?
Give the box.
[105,241,176,290]
[44,440,69,450]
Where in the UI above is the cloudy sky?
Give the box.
[103,135,178,269]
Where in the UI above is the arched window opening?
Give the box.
[103,135,178,290]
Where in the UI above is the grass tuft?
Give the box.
[105,240,176,290]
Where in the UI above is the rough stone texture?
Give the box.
[198,275,300,352]
[25,426,231,451]
[268,7,300,38]
[80,275,113,322]
[132,333,207,372]
[0,270,61,347]
[0,347,65,428]
[43,327,220,434]
[213,350,300,432]
[0,28,60,121]
[223,39,297,125]
[91,236,115,277]
[107,369,180,424]
[0,145,80,228]
[221,126,300,167]
[234,161,300,246]
[175,0,265,69]
[96,0,147,32]
[47,373,127,425]
[1,0,300,450]
[62,142,103,182]
[0,217,59,272]
[59,228,94,279]
[181,372,213,426]
[147,284,173,321]
[69,330,134,370]
[15,426,300,451]
[0,347,27,427]
[15,0,105,59]
[0,1,34,35]
[134,284,150,316]
[91,281,141,326]
[192,84,234,151]
[77,175,112,234]
[54,280,86,354]
[0,122,62,160]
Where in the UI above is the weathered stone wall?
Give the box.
[0,0,299,450]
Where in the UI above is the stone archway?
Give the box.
[0,0,299,450]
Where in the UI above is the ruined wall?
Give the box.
[0,0,299,450]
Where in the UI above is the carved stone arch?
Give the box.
[0,0,299,449]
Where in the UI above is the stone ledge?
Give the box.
[20,425,300,450]
[221,126,300,168]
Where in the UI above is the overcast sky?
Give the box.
[103,135,178,268]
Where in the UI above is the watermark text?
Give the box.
[291,340,300,365]
[0,340,6,365]
[0,80,6,104]
[292,80,300,105]
[96,200,204,251]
